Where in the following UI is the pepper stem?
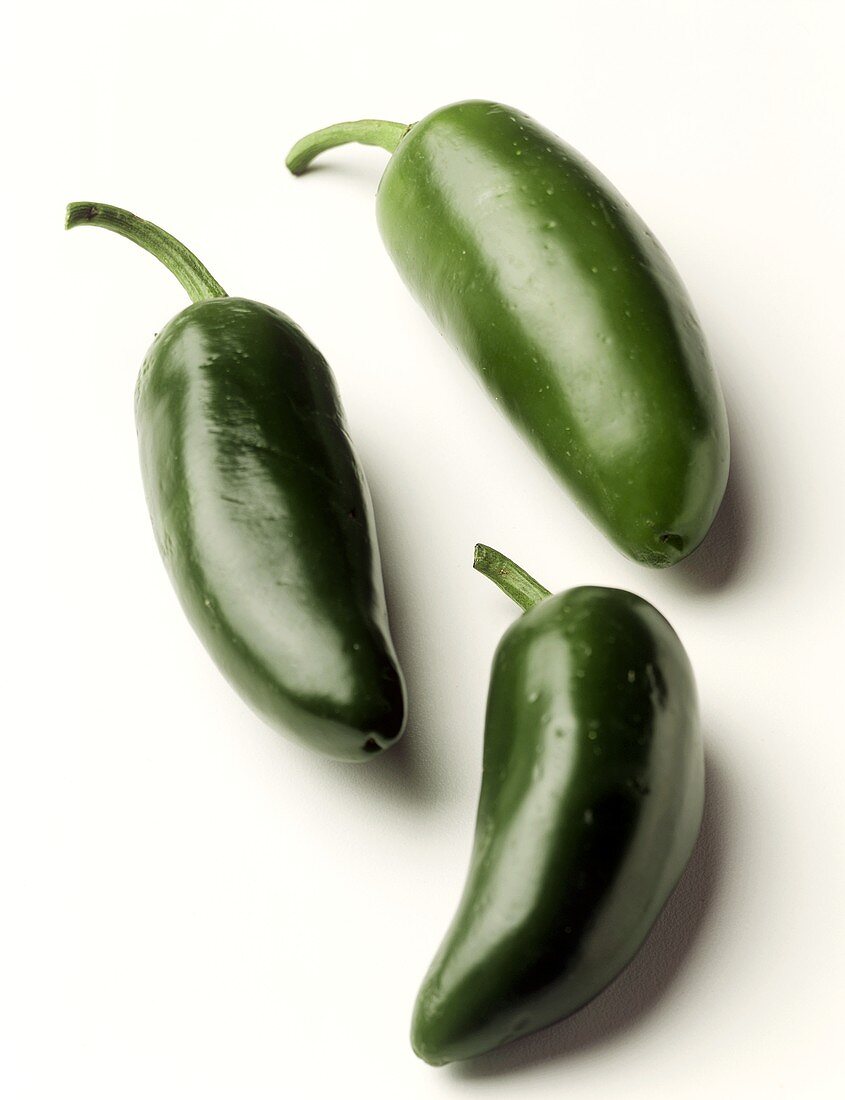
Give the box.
[65,202,226,303]
[473,544,551,612]
[285,119,409,176]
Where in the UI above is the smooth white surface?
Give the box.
[3,2,844,1096]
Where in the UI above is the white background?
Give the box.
[3,2,843,1096]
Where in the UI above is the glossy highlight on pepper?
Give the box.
[410,545,704,1065]
[287,102,730,566]
[66,202,406,761]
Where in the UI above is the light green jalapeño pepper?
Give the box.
[287,101,730,567]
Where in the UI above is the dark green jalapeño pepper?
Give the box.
[287,102,730,567]
[411,545,703,1065]
[66,202,405,761]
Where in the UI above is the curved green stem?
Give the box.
[473,544,551,612]
[286,119,410,176]
[65,202,226,303]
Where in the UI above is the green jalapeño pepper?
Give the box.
[66,202,405,761]
[411,545,703,1065]
[287,102,729,567]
